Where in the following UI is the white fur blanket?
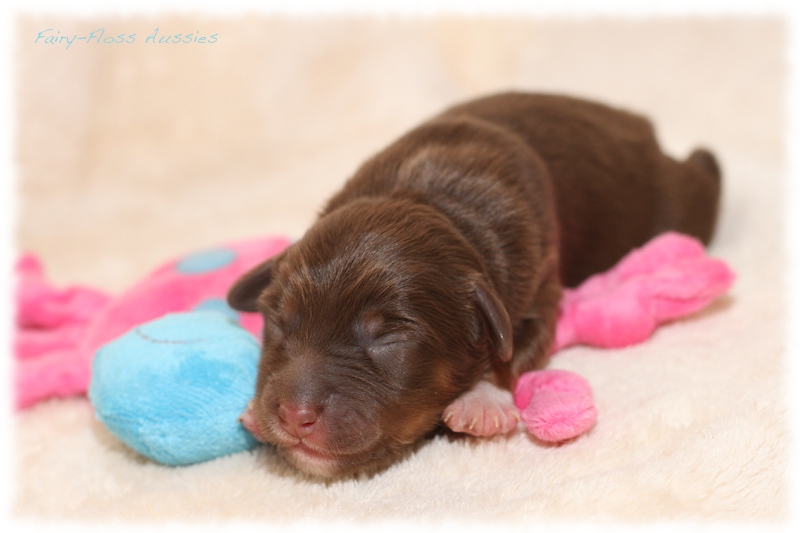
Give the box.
[10,14,788,525]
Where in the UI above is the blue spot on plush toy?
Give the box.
[89,311,260,466]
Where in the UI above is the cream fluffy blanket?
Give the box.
[11,15,788,523]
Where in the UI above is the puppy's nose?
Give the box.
[277,403,318,438]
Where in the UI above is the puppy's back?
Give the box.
[439,92,721,286]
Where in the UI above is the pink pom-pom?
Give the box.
[514,369,597,442]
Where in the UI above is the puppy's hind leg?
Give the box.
[657,148,722,245]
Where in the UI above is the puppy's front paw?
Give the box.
[442,381,520,437]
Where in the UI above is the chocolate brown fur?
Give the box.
[228,92,721,477]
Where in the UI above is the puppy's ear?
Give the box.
[227,256,280,312]
[472,278,513,362]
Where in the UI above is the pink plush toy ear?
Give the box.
[14,255,113,409]
[514,232,735,442]
[16,254,111,331]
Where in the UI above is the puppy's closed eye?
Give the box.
[356,311,414,339]
[367,333,414,362]
[355,313,414,362]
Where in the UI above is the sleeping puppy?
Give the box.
[228,92,721,478]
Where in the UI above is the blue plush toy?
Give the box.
[88,311,260,466]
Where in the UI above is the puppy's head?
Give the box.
[228,198,511,478]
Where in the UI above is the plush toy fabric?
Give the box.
[88,312,260,466]
[15,231,734,463]
[14,236,290,409]
[551,231,736,352]
[513,370,597,443]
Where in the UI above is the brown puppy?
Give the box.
[228,92,721,478]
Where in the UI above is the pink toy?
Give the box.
[14,231,734,444]
[14,237,290,409]
[551,231,736,352]
[514,370,597,443]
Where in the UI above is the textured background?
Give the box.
[13,15,788,523]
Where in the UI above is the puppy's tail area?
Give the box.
[658,147,722,247]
